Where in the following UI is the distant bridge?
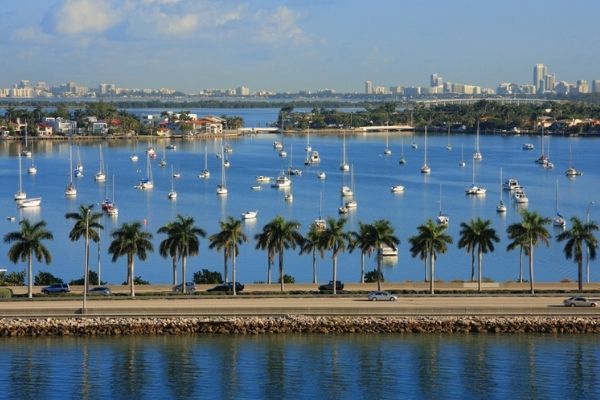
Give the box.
[414,97,564,106]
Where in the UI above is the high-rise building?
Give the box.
[544,74,556,91]
[533,64,547,93]
[236,86,250,96]
[365,80,373,95]
[576,80,589,94]
[592,80,600,93]
[430,73,443,87]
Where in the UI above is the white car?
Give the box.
[368,291,397,301]
[563,296,597,307]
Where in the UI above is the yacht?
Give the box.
[503,178,522,192]
[18,197,41,208]
[390,185,405,193]
[513,189,529,204]
[522,143,534,150]
[305,150,321,165]
[241,210,258,220]
[271,174,291,188]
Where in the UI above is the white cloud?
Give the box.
[255,7,310,46]
[54,0,121,35]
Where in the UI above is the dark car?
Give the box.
[41,283,71,294]
[172,282,197,293]
[318,281,344,291]
[87,286,111,296]
[207,282,245,293]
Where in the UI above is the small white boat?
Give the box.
[216,185,228,196]
[173,172,181,179]
[421,126,431,174]
[345,199,357,209]
[437,213,450,225]
[285,193,293,202]
[496,168,507,213]
[513,189,529,204]
[159,159,167,167]
[166,144,176,150]
[7,216,16,221]
[338,205,348,214]
[317,171,326,180]
[216,143,227,196]
[146,147,156,156]
[288,168,302,176]
[224,160,231,168]
[19,197,42,208]
[305,151,321,165]
[28,165,38,175]
[167,166,177,199]
[553,180,565,228]
[411,142,418,149]
[15,153,26,200]
[130,154,139,162]
[341,186,353,197]
[399,157,406,165]
[420,165,431,174]
[279,150,287,158]
[473,119,483,161]
[95,144,106,182]
[273,141,283,150]
[168,191,177,199]
[522,143,534,150]
[65,146,77,197]
[465,185,486,196]
[135,153,154,190]
[241,210,258,219]
[256,176,272,183]
[272,175,291,188]
[503,179,522,191]
[390,185,405,193]
[65,182,77,197]
[251,185,262,191]
[565,167,582,177]
[198,170,210,179]
[340,131,349,171]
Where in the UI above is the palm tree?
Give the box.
[370,220,400,291]
[556,216,598,291]
[300,222,325,284]
[4,219,53,298]
[65,204,103,294]
[158,221,179,285]
[107,222,153,297]
[209,217,247,295]
[506,235,529,283]
[317,217,349,295]
[506,210,551,295]
[408,219,453,294]
[254,223,276,284]
[255,216,303,292]
[157,215,206,293]
[458,218,499,292]
[348,222,375,284]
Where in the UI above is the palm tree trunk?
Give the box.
[518,247,523,283]
[528,242,535,295]
[129,255,135,298]
[376,250,382,291]
[332,254,338,295]
[360,252,365,284]
[223,252,228,283]
[172,256,177,285]
[430,252,436,295]
[267,253,273,284]
[424,254,428,282]
[578,260,583,291]
[477,248,482,293]
[312,249,317,284]
[27,251,33,299]
[232,245,237,296]
[470,249,475,282]
[279,251,284,292]
[181,255,187,294]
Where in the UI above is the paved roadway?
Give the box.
[1,296,599,317]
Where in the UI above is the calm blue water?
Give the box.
[0,334,599,400]
[0,124,598,285]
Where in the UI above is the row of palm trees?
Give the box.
[2,206,598,298]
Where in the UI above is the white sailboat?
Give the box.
[103,175,119,216]
[437,185,449,225]
[95,144,106,182]
[14,152,26,201]
[65,145,77,197]
[420,126,431,174]
[340,131,349,171]
[199,142,210,179]
[168,166,177,199]
[305,123,312,152]
[459,144,466,167]
[553,180,566,228]
[345,165,357,209]
[465,155,486,195]
[287,145,302,176]
[21,126,32,157]
[76,146,84,173]
[241,210,258,219]
[473,119,482,161]
[399,136,406,165]
[383,126,392,155]
[27,151,37,175]
[159,146,167,167]
[496,168,507,213]
[565,143,582,177]
[535,120,548,165]
[216,142,227,195]
[446,125,453,151]
[136,153,154,189]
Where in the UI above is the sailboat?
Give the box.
[136,153,154,189]
[27,151,37,175]
[14,152,27,201]
[473,119,482,161]
[103,175,119,216]
[553,180,566,228]
[340,164,353,197]
[65,145,77,197]
[345,165,357,209]
[535,120,548,165]
[216,142,228,195]
[446,125,452,150]
[399,136,406,165]
[340,131,349,171]
[95,144,106,182]
[383,126,392,155]
[565,143,582,177]
[305,123,312,152]
[159,146,167,167]
[465,155,486,195]
[21,126,32,158]
[287,145,302,176]
[130,141,139,162]
[437,185,449,225]
[76,146,84,173]
[199,142,210,179]
[543,137,554,169]
[168,166,177,199]
[420,126,431,174]
[459,144,466,167]
[496,168,507,213]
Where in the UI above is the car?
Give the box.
[207,282,244,293]
[172,282,197,293]
[87,286,111,296]
[368,291,397,301]
[318,281,344,291]
[41,283,71,294]
[563,296,598,307]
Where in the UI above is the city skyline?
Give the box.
[1,0,599,92]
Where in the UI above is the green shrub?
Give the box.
[34,271,63,286]
[278,274,295,284]
[193,269,223,284]
[0,287,12,298]
[0,271,25,286]
[560,278,572,283]
[122,276,150,285]
[364,269,384,283]
[69,271,105,286]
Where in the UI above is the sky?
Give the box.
[0,0,598,93]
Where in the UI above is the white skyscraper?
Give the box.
[533,64,547,93]
[365,80,373,94]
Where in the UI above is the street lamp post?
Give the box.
[586,201,595,283]
[83,209,89,314]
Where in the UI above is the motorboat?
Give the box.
[503,178,522,191]
[241,210,258,220]
[522,143,534,150]
[130,154,139,162]
[317,171,326,180]
[285,193,293,202]
[18,197,41,208]
[256,176,272,183]
[437,213,450,225]
[380,245,398,257]
[465,185,486,196]
[345,199,357,209]
[390,185,405,193]
[271,174,291,188]
[565,167,582,177]
[273,141,283,150]
[513,189,529,204]
[341,186,353,197]
[251,185,262,191]
[305,151,321,165]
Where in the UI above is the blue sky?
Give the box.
[1,0,598,92]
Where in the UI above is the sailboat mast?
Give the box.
[18,152,23,192]
[424,126,428,164]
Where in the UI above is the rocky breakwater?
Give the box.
[1,316,600,336]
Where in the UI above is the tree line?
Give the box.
[2,206,597,297]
